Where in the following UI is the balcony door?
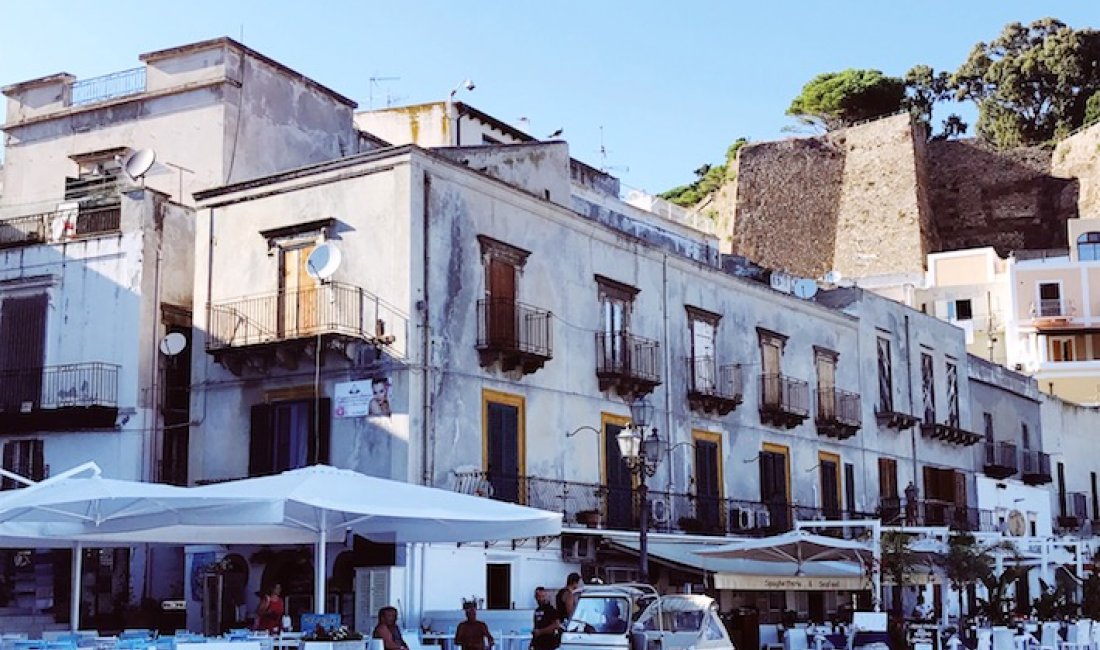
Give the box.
[759,331,785,407]
[279,243,319,338]
[819,453,841,520]
[693,432,722,531]
[816,349,837,420]
[604,414,634,530]
[0,294,47,411]
[483,391,524,504]
[759,444,790,531]
[486,258,517,348]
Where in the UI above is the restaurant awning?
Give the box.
[608,537,866,590]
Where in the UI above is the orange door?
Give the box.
[281,243,318,337]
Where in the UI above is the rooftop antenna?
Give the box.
[368,75,401,110]
[596,126,629,174]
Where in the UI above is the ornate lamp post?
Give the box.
[616,398,663,582]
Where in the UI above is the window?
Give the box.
[1078,232,1100,261]
[878,458,899,520]
[686,307,719,391]
[1021,423,1030,450]
[760,443,790,530]
[483,390,526,504]
[478,236,530,348]
[921,352,936,425]
[953,299,973,321]
[819,452,841,519]
[1,439,44,490]
[1038,282,1062,317]
[596,276,638,371]
[485,563,511,610]
[1049,336,1077,362]
[0,293,48,412]
[249,398,331,476]
[946,360,959,428]
[983,413,993,441]
[815,348,838,420]
[693,431,723,529]
[759,329,787,407]
[844,463,856,517]
[877,337,893,412]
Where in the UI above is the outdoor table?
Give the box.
[496,634,531,650]
[420,634,452,650]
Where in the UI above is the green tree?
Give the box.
[659,137,747,207]
[953,18,1100,147]
[880,531,920,614]
[787,69,906,131]
[939,533,994,617]
[904,65,953,131]
[1086,91,1100,128]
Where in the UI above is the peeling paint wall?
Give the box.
[435,142,573,209]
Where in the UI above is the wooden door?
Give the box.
[280,244,318,337]
[761,340,782,406]
[605,420,635,529]
[486,400,521,504]
[694,437,722,529]
[487,259,516,347]
[0,294,47,410]
[816,352,837,419]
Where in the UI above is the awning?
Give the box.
[608,538,866,591]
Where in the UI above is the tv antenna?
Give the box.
[368,75,401,109]
[596,126,629,174]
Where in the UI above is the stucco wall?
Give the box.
[1053,122,1100,219]
[1040,394,1100,517]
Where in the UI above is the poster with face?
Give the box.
[334,378,392,418]
[367,377,392,417]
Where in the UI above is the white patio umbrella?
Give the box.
[695,529,874,565]
[182,465,564,613]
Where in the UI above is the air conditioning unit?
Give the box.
[730,507,753,531]
[650,498,671,524]
[755,509,772,529]
[562,536,597,563]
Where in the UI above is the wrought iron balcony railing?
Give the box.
[1021,450,1052,485]
[0,205,122,249]
[475,298,553,374]
[0,362,120,412]
[983,441,1018,479]
[206,282,407,357]
[595,331,662,397]
[686,357,743,415]
[759,373,810,429]
[816,387,861,439]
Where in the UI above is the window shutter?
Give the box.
[1,442,14,490]
[249,404,274,477]
[31,440,44,481]
[314,397,332,465]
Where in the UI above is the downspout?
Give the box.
[906,314,918,486]
[662,254,673,492]
[421,172,433,486]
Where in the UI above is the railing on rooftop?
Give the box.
[0,362,120,411]
[70,67,147,106]
[0,205,122,248]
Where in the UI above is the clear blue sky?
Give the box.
[1,1,1096,195]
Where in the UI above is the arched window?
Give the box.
[1078,232,1100,261]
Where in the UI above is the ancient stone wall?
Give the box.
[1053,122,1100,220]
[926,139,1077,254]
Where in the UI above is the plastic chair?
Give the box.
[1038,622,1062,650]
[994,627,1016,650]
[786,628,810,650]
[1062,621,1092,650]
[978,629,994,650]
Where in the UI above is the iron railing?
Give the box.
[0,205,122,248]
[759,373,810,416]
[1021,450,1052,484]
[451,470,877,538]
[206,282,407,357]
[816,387,861,427]
[70,67,147,106]
[0,362,119,411]
[475,298,553,358]
[687,357,743,402]
[595,331,662,384]
[983,441,1018,477]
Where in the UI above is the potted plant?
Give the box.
[302,624,365,650]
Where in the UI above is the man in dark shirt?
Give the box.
[531,587,561,650]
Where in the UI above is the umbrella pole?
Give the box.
[71,541,82,632]
[316,511,327,615]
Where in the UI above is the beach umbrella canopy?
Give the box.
[694,529,873,566]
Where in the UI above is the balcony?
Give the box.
[918,500,981,531]
[0,362,120,432]
[921,422,982,446]
[70,67,147,106]
[816,387,861,440]
[983,441,1018,479]
[1021,450,1052,485]
[475,298,553,375]
[875,406,919,430]
[759,374,810,429]
[595,331,662,398]
[686,357,743,416]
[0,205,122,249]
[1030,299,1078,331]
[206,282,406,375]
[451,470,875,539]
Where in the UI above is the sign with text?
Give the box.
[334,378,391,418]
[713,573,865,591]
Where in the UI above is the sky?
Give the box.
[1,1,1097,195]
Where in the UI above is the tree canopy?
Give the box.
[659,137,747,207]
[786,69,906,131]
[953,18,1100,147]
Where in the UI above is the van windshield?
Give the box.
[565,596,631,635]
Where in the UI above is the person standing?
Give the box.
[455,602,495,650]
[253,583,284,633]
[532,587,561,650]
[374,606,410,650]
[555,573,581,621]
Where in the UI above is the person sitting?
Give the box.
[374,606,410,650]
[602,602,628,635]
[455,602,495,650]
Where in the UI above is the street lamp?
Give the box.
[446,78,476,145]
[616,398,662,582]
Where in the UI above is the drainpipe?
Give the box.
[421,172,433,486]
[662,254,673,492]
[906,314,918,488]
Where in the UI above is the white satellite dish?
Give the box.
[793,278,819,300]
[306,242,342,280]
[823,270,844,285]
[159,332,188,356]
[123,149,157,181]
[769,271,793,294]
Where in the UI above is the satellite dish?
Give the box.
[769,271,793,294]
[159,332,188,356]
[823,270,844,285]
[793,278,819,299]
[306,242,342,280]
[123,149,157,181]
